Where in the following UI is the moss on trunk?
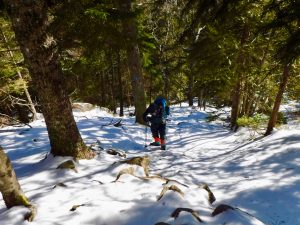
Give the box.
[0,146,30,208]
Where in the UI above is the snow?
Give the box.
[0,103,299,225]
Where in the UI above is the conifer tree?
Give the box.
[114,0,146,123]
[264,0,300,135]
[4,0,94,159]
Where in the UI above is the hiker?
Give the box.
[143,96,170,150]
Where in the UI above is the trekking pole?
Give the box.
[144,123,148,147]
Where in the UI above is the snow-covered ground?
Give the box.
[0,102,299,225]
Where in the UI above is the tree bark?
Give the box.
[230,23,249,130]
[5,1,94,159]
[188,72,194,106]
[100,70,106,105]
[117,51,124,116]
[265,64,290,136]
[163,67,170,101]
[0,146,36,221]
[230,79,242,130]
[116,0,146,123]
[0,146,29,208]
[109,51,117,114]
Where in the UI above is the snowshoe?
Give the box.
[149,142,160,146]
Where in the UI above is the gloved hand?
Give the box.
[146,115,152,122]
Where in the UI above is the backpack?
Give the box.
[153,97,169,121]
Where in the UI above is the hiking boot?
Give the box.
[150,142,160,146]
[161,145,166,150]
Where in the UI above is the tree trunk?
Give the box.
[187,70,194,107]
[5,0,94,159]
[163,67,170,101]
[117,51,124,117]
[265,64,290,136]
[240,82,248,116]
[0,146,36,221]
[198,89,204,110]
[245,95,255,116]
[230,23,249,130]
[116,0,146,123]
[230,79,242,130]
[197,95,201,109]
[159,51,169,100]
[0,146,29,208]
[100,70,106,105]
[125,68,132,108]
[109,52,117,114]
[105,69,112,108]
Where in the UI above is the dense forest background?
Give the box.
[0,0,299,138]
[0,0,299,132]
